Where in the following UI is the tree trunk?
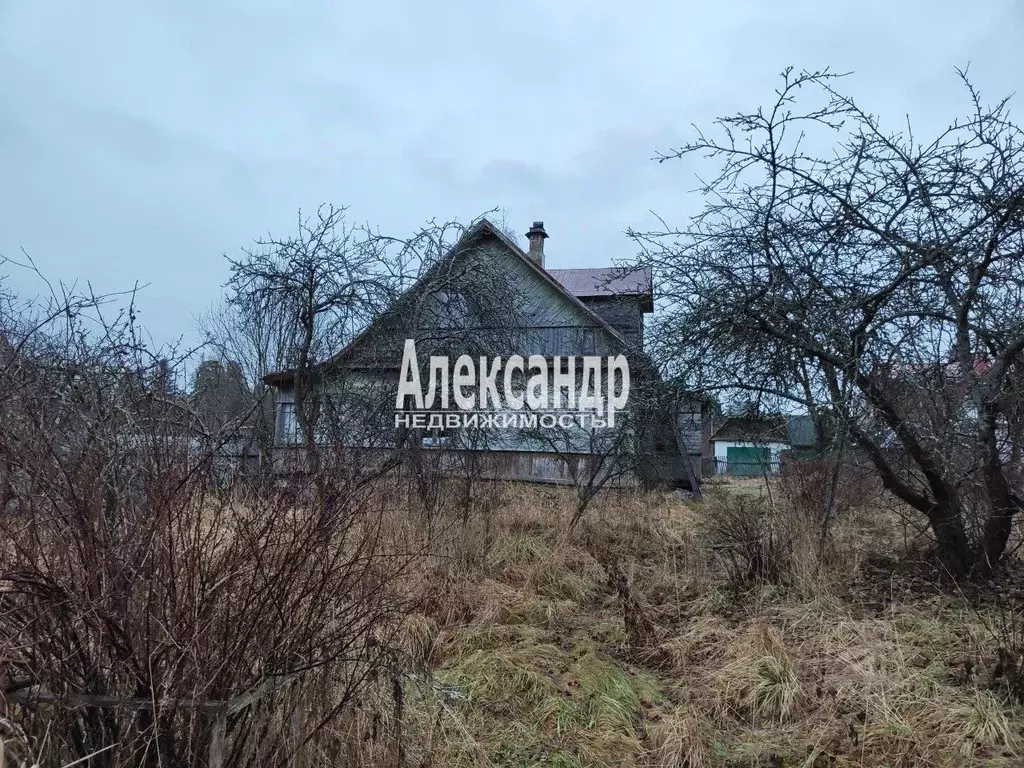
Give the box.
[975,459,1020,576]
[928,504,973,578]
[976,506,1014,577]
[973,403,1019,577]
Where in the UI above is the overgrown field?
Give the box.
[354,480,1024,767]
[5,477,1024,767]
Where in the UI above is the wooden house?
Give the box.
[264,219,701,488]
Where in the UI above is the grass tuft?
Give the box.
[645,707,714,768]
[955,691,1015,756]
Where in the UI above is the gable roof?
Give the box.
[711,415,789,444]
[549,268,653,312]
[474,221,633,345]
[709,414,821,448]
[264,218,637,387]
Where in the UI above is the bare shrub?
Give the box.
[0,282,411,766]
[779,458,880,528]
[605,561,659,653]
[699,493,793,588]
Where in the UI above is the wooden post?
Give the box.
[208,707,227,768]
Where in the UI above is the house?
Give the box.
[706,414,818,476]
[264,219,702,488]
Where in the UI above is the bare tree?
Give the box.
[517,360,688,525]
[632,68,1024,577]
[224,205,405,482]
[536,419,639,527]
[222,207,529,497]
[196,295,292,471]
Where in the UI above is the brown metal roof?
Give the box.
[548,267,652,299]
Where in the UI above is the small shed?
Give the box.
[707,414,819,476]
[709,416,788,476]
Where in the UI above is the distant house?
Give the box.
[706,414,818,476]
[264,219,702,488]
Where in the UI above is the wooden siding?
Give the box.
[578,296,645,349]
[268,230,702,488]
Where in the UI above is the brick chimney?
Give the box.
[525,221,548,268]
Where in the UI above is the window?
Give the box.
[421,407,453,449]
[277,402,301,445]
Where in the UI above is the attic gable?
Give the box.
[265,219,640,384]
[333,221,631,360]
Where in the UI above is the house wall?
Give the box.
[578,297,644,348]
[341,237,624,364]
[712,440,788,462]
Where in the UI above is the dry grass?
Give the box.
[7,478,1024,766]
[384,481,1024,768]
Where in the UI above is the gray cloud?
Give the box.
[0,0,1021,347]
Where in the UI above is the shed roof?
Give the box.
[711,415,789,444]
[710,414,820,448]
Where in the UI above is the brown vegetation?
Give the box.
[5,433,1024,766]
[250,480,1024,767]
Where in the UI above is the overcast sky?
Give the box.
[1,1,1021,350]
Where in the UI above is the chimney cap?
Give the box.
[526,221,548,239]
